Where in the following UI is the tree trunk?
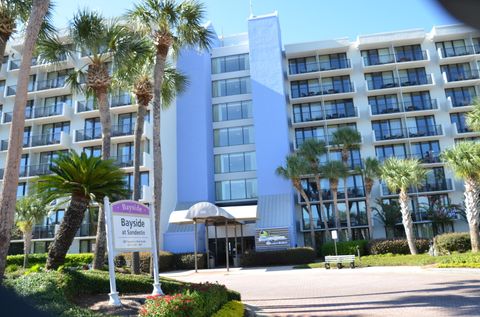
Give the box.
[343,177,352,240]
[464,178,480,252]
[23,226,33,268]
[297,186,316,251]
[365,182,374,239]
[0,32,12,72]
[399,189,417,255]
[0,0,50,280]
[152,52,168,258]
[315,175,330,235]
[132,101,147,274]
[93,90,111,270]
[332,181,340,230]
[46,194,90,269]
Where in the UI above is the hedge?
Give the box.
[212,300,244,317]
[115,252,206,272]
[321,240,368,257]
[367,239,430,255]
[7,253,93,268]
[434,233,471,255]
[241,247,315,267]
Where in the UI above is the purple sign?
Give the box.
[111,200,149,216]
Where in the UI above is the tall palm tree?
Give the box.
[466,98,480,131]
[15,196,49,268]
[362,157,381,239]
[35,152,128,269]
[332,127,361,240]
[0,0,53,70]
[127,0,213,255]
[37,10,151,269]
[442,141,480,253]
[116,56,187,273]
[321,161,348,233]
[380,158,426,255]
[0,0,50,281]
[297,139,330,234]
[276,154,317,250]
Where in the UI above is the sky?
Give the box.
[53,0,459,44]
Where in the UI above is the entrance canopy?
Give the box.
[169,202,257,225]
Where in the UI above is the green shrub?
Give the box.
[173,253,206,270]
[321,240,368,257]
[6,253,93,268]
[367,239,430,255]
[212,300,244,317]
[6,264,19,273]
[434,232,471,254]
[241,247,315,267]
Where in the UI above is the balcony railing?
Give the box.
[395,51,428,63]
[111,155,137,168]
[6,83,36,96]
[439,45,475,58]
[363,53,395,67]
[31,222,96,239]
[110,93,133,107]
[75,127,102,142]
[33,104,65,118]
[381,178,453,195]
[403,98,438,112]
[373,127,408,141]
[398,74,432,87]
[407,125,443,137]
[8,57,37,71]
[301,186,366,203]
[28,164,53,177]
[76,100,98,112]
[373,125,442,141]
[36,78,67,91]
[112,124,134,137]
[289,59,351,75]
[378,153,441,164]
[444,69,480,82]
[370,102,402,115]
[30,132,62,147]
[320,82,354,95]
[448,96,475,108]
[3,108,33,123]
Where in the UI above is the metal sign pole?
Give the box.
[150,204,163,295]
[104,196,121,306]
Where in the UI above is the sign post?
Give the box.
[104,197,163,306]
[331,230,338,256]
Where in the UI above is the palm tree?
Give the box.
[127,0,213,256]
[15,196,49,268]
[466,98,480,131]
[321,161,348,233]
[0,0,53,70]
[361,158,381,239]
[276,154,317,250]
[116,56,186,273]
[0,0,50,280]
[380,158,426,255]
[372,198,401,239]
[297,139,330,235]
[332,127,361,240]
[442,141,480,252]
[37,10,151,269]
[35,152,128,269]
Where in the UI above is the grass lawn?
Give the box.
[294,252,480,269]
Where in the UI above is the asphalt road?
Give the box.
[162,266,480,317]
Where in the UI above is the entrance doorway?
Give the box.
[208,236,255,267]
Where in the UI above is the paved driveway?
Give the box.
[162,266,480,316]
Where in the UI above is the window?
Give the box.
[407,115,438,136]
[293,102,322,122]
[288,56,318,74]
[441,63,477,81]
[17,183,27,198]
[411,141,441,163]
[83,146,101,157]
[211,54,249,74]
[369,94,400,115]
[19,154,28,177]
[212,77,251,97]
[295,123,356,147]
[124,172,149,198]
[23,127,31,147]
[318,53,349,71]
[290,79,320,98]
[213,100,252,121]
[214,126,254,147]
[450,112,470,133]
[375,144,407,161]
[403,91,434,111]
[323,99,355,119]
[36,121,70,146]
[215,178,257,201]
[436,39,470,57]
[327,149,362,169]
[361,48,393,66]
[214,151,256,173]
[25,100,34,119]
[445,86,477,107]
[420,167,448,192]
[83,118,101,140]
[397,67,428,86]
[42,95,72,116]
[394,44,424,62]
[365,71,396,89]
[321,76,352,94]
[372,119,405,140]
[116,142,134,165]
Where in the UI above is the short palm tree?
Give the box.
[35,152,128,269]
[127,0,213,255]
[362,158,381,239]
[297,139,330,233]
[466,98,480,132]
[0,0,51,280]
[276,154,317,250]
[332,127,361,240]
[442,141,480,252]
[15,196,49,268]
[37,10,151,269]
[321,161,348,231]
[380,158,426,255]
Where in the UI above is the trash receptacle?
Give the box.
[209,256,215,268]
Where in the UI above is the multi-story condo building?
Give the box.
[4,13,478,266]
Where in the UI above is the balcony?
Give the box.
[403,98,439,113]
[378,153,441,164]
[452,122,478,137]
[75,127,102,142]
[381,178,454,196]
[366,74,433,93]
[6,83,36,96]
[288,59,352,78]
[8,57,38,71]
[110,93,133,108]
[300,186,366,203]
[437,45,476,62]
[111,152,150,169]
[370,99,438,118]
[446,96,474,110]
[127,185,153,202]
[2,108,33,123]
[395,51,429,64]
[0,136,30,151]
[75,100,98,114]
[36,78,67,91]
[442,70,480,88]
[30,132,61,147]
[112,124,134,137]
[3,103,71,124]
[28,164,53,177]
[30,222,96,239]
[373,125,443,142]
[293,107,358,125]
[362,54,396,67]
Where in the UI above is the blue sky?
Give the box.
[53,0,458,44]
